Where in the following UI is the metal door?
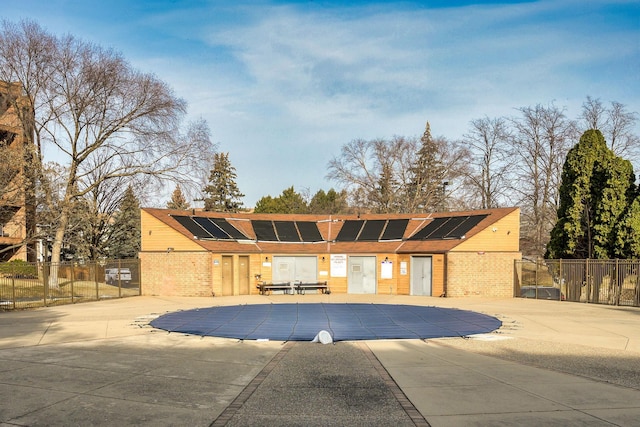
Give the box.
[411,256,432,296]
[348,256,377,294]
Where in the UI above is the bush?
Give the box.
[0,260,38,279]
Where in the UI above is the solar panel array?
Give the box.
[172,215,249,240]
[251,220,324,242]
[409,215,487,240]
[335,219,409,242]
[172,214,487,243]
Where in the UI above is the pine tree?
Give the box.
[167,185,190,210]
[546,130,636,259]
[407,122,447,212]
[203,152,244,212]
[107,186,140,259]
[254,186,308,214]
[308,189,349,214]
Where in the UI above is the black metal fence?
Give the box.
[515,259,640,307]
[0,259,140,310]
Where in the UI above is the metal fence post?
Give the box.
[118,259,122,298]
[71,263,75,304]
[585,258,590,303]
[43,264,47,307]
[11,270,16,310]
[615,259,620,306]
[95,262,100,301]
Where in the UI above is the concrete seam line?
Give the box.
[358,342,432,427]
[209,341,295,426]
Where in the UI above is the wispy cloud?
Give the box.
[3,0,639,204]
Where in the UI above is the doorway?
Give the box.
[348,256,377,294]
[411,256,432,296]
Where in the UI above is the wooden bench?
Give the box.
[295,281,330,295]
[257,282,293,295]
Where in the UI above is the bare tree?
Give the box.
[510,104,577,257]
[462,117,512,209]
[580,96,639,163]
[0,20,215,286]
[327,130,469,214]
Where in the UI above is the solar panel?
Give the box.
[297,221,324,242]
[335,220,364,241]
[381,219,409,240]
[357,220,386,241]
[408,217,449,240]
[172,215,213,239]
[252,220,278,241]
[192,217,230,239]
[211,218,249,240]
[425,216,467,239]
[409,215,489,240]
[445,214,487,238]
[274,221,301,242]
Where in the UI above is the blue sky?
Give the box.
[4,0,639,207]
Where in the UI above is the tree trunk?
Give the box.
[48,194,72,290]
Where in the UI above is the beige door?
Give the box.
[239,256,250,295]
[222,255,234,296]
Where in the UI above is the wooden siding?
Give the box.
[141,210,203,252]
[452,209,520,253]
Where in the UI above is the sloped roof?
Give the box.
[142,207,519,254]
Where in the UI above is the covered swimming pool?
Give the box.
[150,303,502,341]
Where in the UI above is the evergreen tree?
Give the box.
[254,186,308,214]
[590,153,636,258]
[203,152,244,212]
[107,186,140,259]
[407,122,447,212]
[614,196,640,258]
[167,185,190,210]
[546,130,636,259]
[308,189,349,214]
[372,163,398,213]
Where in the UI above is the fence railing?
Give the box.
[515,259,640,307]
[0,259,141,310]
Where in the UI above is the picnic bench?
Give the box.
[256,282,293,295]
[294,281,330,295]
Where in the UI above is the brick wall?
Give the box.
[446,252,521,297]
[140,251,212,297]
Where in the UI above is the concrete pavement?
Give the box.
[1,294,639,426]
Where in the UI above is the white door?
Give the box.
[348,256,377,294]
[411,256,432,296]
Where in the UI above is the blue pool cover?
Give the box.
[150,303,502,342]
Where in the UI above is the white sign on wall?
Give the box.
[381,260,393,279]
[330,254,347,277]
